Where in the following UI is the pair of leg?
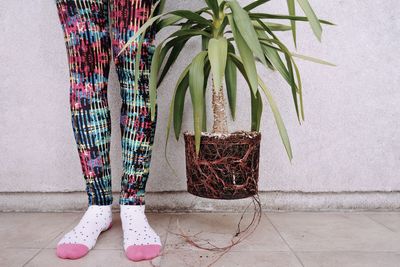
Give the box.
[56,0,157,206]
[55,0,160,261]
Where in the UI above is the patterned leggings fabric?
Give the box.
[55,0,157,206]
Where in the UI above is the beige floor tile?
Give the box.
[0,212,80,249]
[268,212,400,252]
[4,211,400,266]
[297,251,400,267]
[230,212,290,252]
[0,248,40,267]
[160,249,302,267]
[165,212,289,252]
[46,212,171,250]
[365,212,400,232]
[25,248,162,267]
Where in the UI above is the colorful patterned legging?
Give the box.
[55,0,157,206]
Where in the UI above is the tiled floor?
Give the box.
[1,211,400,266]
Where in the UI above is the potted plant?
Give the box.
[119,0,333,199]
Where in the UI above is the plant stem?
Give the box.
[211,76,229,134]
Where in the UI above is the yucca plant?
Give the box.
[119,0,333,162]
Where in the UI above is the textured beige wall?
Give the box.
[0,0,399,208]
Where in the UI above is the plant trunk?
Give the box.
[211,77,229,134]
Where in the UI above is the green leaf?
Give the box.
[262,22,292,31]
[157,23,205,86]
[158,38,189,86]
[153,28,211,87]
[228,15,258,96]
[260,47,301,122]
[202,62,211,131]
[225,43,237,120]
[173,65,191,140]
[208,37,228,92]
[153,0,166,16]
[263,45,291,82]
[258,77,293,160]
[202,35,209,51]
[163,63,191,179]
[216,16,229,37]
[156,15,183,30]
[256,25,291,85]
[292,60,304,120]
[169,10,212,26]
[228,53,262,131]
[251,90,263,131]
[256,20,303,121]
[227,53,260,131]
[228,0,267,66]
[244,0,271,11]
[149,41,164,121]
[204,0,219,16]
[189,51,208,156]
[291,53,336,66]
[285,52,300,122]
[229,53,293,160]
[296,0,323,41]
[287,0,297,47]
[168,29,211,39]
[249,13,334,25]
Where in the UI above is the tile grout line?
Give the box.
[46,213,83,247]
[158,214,173,266]
[22,213,83,266]
[164,214,173,245]
[265,213,305,267]
[362,213,397,232]
[22,249,43,267]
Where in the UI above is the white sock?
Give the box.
[57,205,113,251]
[120,205,162,261]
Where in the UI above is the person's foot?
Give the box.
[120,205,162,261]
[56,204,113,259]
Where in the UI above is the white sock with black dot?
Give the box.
[56,204,113,259]
[120,205,162,261]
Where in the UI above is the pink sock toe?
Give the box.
[125,244,161,261]
[56,243,89,259]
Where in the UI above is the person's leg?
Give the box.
[109,0,161,261]
[111,0,157,207]
[56,0,113,206]
[55,0,113,259]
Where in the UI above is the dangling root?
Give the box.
[167,193,262,266]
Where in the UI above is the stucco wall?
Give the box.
[1,0,399,210]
